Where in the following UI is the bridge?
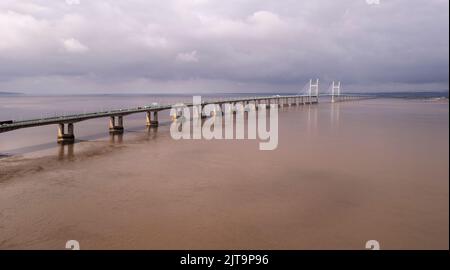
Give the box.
[0,80,374,143]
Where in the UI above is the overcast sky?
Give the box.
[0,0,448,94]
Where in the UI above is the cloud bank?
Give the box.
[0,0,448,93]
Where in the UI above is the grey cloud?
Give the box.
[0,0,448,93]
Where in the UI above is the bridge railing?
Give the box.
[0,93,325,141]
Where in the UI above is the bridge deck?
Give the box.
[0,94,319,133]
[0,93,375,134]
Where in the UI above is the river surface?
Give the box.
[0,95,448,249]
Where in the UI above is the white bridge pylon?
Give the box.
[331,81,341,103]
[309,79,319,102]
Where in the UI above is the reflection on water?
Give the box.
[306,104,318,134]
[145,126,158,141]
[57,143,74,161]
[109,133,123,144]
[330,102,340,127]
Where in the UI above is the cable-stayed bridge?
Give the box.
[0,81,374,143]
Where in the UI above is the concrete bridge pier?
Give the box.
[192,104,202,118]
[57,123,75,144]
[210,104,218,117]
[109,116,124,134]
[219,103,225,115]
[146,111,152,126]
[178,109,185,118]
[170,108,183,120]
[151,111,159,126]
[201,105,209,118]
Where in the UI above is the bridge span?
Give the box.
[0,92,373,143]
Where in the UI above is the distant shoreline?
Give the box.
[0,91,23,96]
[0,91,448,99]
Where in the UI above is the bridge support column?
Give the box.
[146,111,152,126]
[201,105,209,118]
[57,123,75,144]
[151,111,159,126]
[170,108,180,121]
[147,111,158,126]
[109,116,124,134]
[210,104,217,117]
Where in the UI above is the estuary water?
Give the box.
[0,95,448,249]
